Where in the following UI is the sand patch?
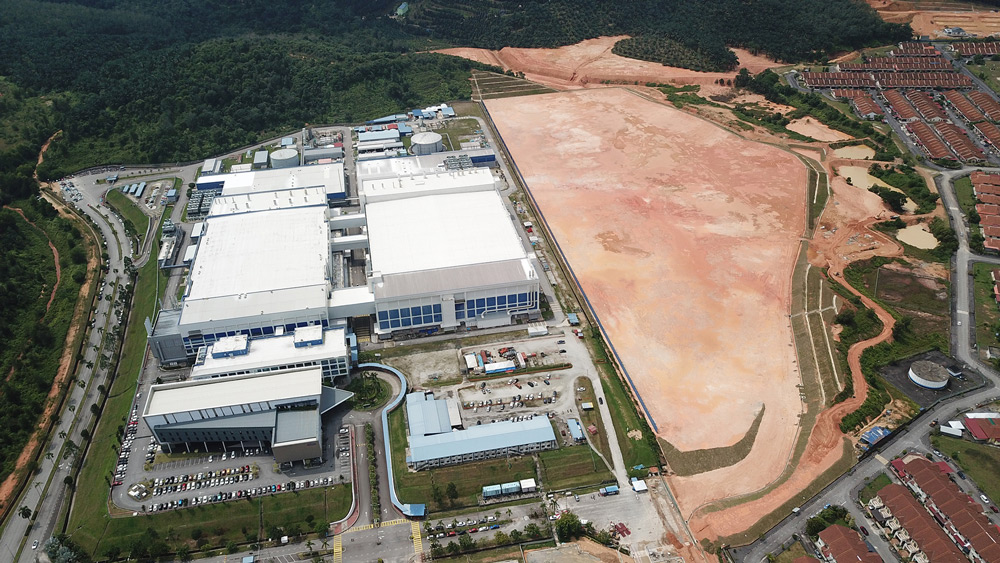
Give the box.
[787,118,852,142]
[435,36,781,90]
[836,165,917,213]
[487,88,806,514]
[896,223,939,249]
[833,145,876,160]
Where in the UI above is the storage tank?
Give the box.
[411,131,444,155]
[271,148,299,169]
[908,360,949,389]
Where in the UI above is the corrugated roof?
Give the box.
[406,392,453,436]
[409,417,555,463]
[273,409,320,444]
[373,259,535,300]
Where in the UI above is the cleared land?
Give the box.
[471,70,557,101]
[972,263,1000,359]
[487,88,808,523]
[437,36,780,91]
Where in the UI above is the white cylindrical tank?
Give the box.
[271,148,299,169]
[411,131,444,156]
[908,360,949,390]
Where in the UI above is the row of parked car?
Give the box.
[113,408,141,486]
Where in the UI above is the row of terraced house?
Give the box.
[863,455,1000,563]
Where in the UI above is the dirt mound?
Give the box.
[435,36,781,90]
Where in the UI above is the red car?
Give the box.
[859,526,869,536]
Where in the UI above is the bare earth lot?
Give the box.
[487,88,808,513]
[437,36,781,91]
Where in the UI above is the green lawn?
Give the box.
[955,176,976,216]
[573,377,611,462]
[931,434,1000,502]
[104,189,151,246]
[538,446,613,491]
[774,541,809,563]
[388,407,537,513]
[858,472,892,504]
[972,263,1000,356]
[582,333,660,476]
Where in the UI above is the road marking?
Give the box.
[332,534,343,563]
[875,454,889,466]
[380,518,408,528]
[411,521,424,558]
[957,310,969,315]
[350,523,375,532]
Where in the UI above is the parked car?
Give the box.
[859,526,869,536]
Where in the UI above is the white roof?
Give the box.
[209,187,328,217]
[361,169,495,204]
[940,426,964,437]
[182,243,198,263]
[191,328,347,379]
[201,163,345,198]
[192,222,205,237]
[145,367,322,417]
[366,190,529,276]
[181,206,329,325]
[408,417,555,463]
[329,286,376,307]
[948,420,966,429]
[519,478,536,489]
[212,334,248,356]
[965,412,1000,418]
[632,479,648,492]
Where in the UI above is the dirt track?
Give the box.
[0,130,93,513]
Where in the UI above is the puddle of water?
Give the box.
[836,165,917,212]
[896,224,938,249]
[833,145,875,160]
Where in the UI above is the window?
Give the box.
[433,304,442,314]
[422,305,432,315]
[455,302,464,311]
[378,311,388,321]
[390,319,400,329]
[411,306,422,316]
[423,315,433,324]
[401,318,411,327]
[250,328,262,336]
[487,297,496,307]
[389,309,399,320]
[433,314,442,323]
[498,295,506,305]
[263,326,274,334]
[456,311,465,320]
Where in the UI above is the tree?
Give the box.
[176,545,192,562]
[555,512,583,541]
[306,540,314,554]
[524,523,542,539]
[446,541,460,555]
[431,483,445,508]
[510,529,523,542]
[18,505,31,519]
[446,482,458,505]
[459,533,475,551]
[494,530,510,545]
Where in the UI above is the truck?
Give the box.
[599,485,620,497]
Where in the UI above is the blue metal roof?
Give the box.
[860,426,891,445]
[405,392,452,436]
[408,417,556,463]
[567,418,584,440]
[441,107,456,117]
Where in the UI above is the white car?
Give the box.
[32,540,39,550]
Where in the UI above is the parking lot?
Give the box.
[879,350,983,408]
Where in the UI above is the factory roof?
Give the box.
[273,409,321,445]
[198,163,345,198]
[253,151,269,165]
[362,168,495,203]
[366,190,530,276]
[408,416,555,463]
[567,418,584,440]
[358,130,400,142]
[145,367,322,417]
[406,392,453,436]
[181,206,329,325]
[356,150,495,182]
[191,328,347,379]
[209,187,328,217]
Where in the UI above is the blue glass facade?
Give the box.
[183,319,331,356]
[378,304,442,332]
[455,292,537,320]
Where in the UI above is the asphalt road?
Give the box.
[737,167,1000,562]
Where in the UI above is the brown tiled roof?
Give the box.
[980,194,1000,206]
[877,483,967,563]
[817,524,881,563]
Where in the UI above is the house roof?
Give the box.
[817,525,881,563]
[878,483,967,562]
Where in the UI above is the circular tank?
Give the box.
[411,131,444,156]
[270,148,299,169]
[908,360,949,389]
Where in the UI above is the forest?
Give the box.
[404,0,911,70]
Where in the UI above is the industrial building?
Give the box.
[405,392,462,436]
[148,144,538,439]
[406,417,557,470]
[142,367,353,463]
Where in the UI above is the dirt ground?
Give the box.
[436,36,781,91]
[865,0,1000,35]
[786,118,853,142]
[683,143,904,540]
[488,88,808,519]
[527,539,635,563]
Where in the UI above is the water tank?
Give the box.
[411,132,444,156]
[271,148,299,169]
[908,360,949,390]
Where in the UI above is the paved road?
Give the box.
[0,177,129,561]
[737,167,1000,562]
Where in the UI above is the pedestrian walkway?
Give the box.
[332,534,343,563]
[349,518,408,532]
[411,521,424,559]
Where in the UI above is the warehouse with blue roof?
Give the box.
[406,416,557,470]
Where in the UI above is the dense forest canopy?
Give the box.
[0,0,911,177]
[403,0,912,71]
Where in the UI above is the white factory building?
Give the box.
[149,147,539,368]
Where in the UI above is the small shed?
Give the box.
[940,426,963,438]
[630,477,648,493]
[568,313,580,326]
[519,478,537,493]
[567,419,584,441]
[281,137,295,147]
[581,402,594,411]
[482,484,502,498]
